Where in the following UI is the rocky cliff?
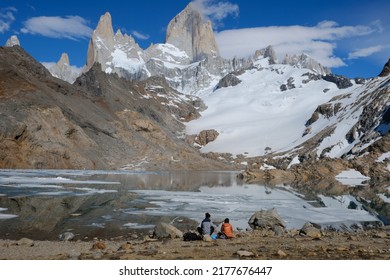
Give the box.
[165,2,220,62]
[85,12,144,80]
[0,45,228,170]
[283,53,330,75]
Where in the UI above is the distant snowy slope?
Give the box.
[187,58,361,157]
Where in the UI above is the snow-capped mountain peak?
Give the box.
[5,35,20,47]
[43,52,82,84]
[49,6,331,95]
[283,53,330,75]
[85,11,144,79]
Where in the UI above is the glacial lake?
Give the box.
[0,169,384,240]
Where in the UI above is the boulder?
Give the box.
[248,208,286,235]
[14,238,34,246]
[153,222,183,239]
[195,129,219,146]
[299,222,322,238]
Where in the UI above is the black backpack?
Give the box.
[183,232,202,241]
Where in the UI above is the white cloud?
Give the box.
[131,30,150,40]
[0,7,17,33]
[21,16,93,40]
[191,0,239,28]
[216,21,380,68]
[348,45,384,60]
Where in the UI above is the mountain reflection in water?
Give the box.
[0,169,385,240]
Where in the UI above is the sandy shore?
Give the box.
[1,227,390,260]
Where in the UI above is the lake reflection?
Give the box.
[0,169,384,240]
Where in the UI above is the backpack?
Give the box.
[183,232,202,241]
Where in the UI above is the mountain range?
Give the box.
[1,3,390,187]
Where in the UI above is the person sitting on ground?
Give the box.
[218,218,234,239]
[197,212,217,236]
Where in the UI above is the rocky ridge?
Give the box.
[82,6,251,94]
[46,53,81,84]
[49,4,331,94]
[0,45,228,170]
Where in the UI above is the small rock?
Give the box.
[131,234,139,239]
[236,250,254,257]
[92,241,106,250]
[90,252,104,260]
[307,251,317,257]
[148,245,158,255]
[203,235,213,242]
[140,245,158,256]
[372,232,387,238]
[58,232,75,241]
[277,249,287,257]
[336,247,348,251]
[118,243,132,251]
[14,238,34,246]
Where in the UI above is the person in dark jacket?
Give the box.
[197,212,217,235]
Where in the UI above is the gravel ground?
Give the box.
[1,228,390,260]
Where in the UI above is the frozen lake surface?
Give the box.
[0,169,382,239]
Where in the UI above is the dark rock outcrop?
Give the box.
[280,77,295,91]
[215,73,241,90]
[379,59,390,77]
[306,102,342,126]
[322,74,353,89]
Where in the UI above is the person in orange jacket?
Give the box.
[219,218,234,239]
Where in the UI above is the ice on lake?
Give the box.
[0,169,383,234]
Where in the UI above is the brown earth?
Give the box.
[1,228,390,260]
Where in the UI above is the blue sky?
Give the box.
[1,0,389,78]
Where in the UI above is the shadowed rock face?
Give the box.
[0,46,229,170]
[379,58,390,77]
[215,73,241,90]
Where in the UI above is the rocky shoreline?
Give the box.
[1,226,390,260]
